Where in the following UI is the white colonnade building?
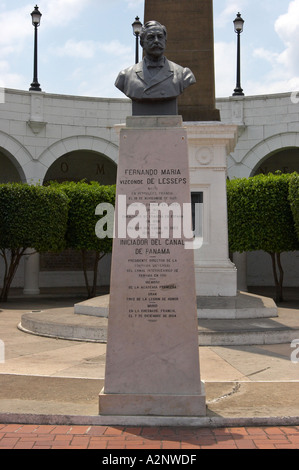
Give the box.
[0,88,298,295]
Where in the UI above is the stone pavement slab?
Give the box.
[0,375,299,422]
[0,292,298,427]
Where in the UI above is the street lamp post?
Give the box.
[132,16,143,64]
[233,12,244,96]
[29,5,42,92]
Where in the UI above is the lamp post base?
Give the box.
[30,83,41,92]
[233,88,244,96]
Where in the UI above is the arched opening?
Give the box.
[40,150,117,294]
[43,150,117,185]
[0,149,25,296]
[253,147,299,176]
[0,148,24,183]
[247,147,299,293]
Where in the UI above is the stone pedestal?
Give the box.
[99,116,206,418]
[186,122,239,297]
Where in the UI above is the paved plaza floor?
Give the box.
[0,288,298,449]
[1,422,299,450]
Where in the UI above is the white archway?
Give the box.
[0,131,31,182]
[230,131,299,292]
[38,135,119,183]
[242,132,299,177]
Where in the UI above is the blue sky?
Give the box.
[0,0,299,99]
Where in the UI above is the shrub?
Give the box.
[0,183,68,301]
[50,181,116,298]
[227,173,299,302]
[289,173,299,241]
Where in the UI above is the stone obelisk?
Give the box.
[144,0,239,298]
[144,0,220,122]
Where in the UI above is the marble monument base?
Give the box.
[99,384,206,417]
[99,115,206,419]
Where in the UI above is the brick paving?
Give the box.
[0,424,299,449]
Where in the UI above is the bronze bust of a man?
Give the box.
[115,21,196,115]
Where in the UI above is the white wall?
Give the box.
[0,88,298,290]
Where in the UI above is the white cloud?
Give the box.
[53,39,98,59]
[0,4,32,50]
[274,0,299,75]
[0,1,94,90]
[52,38,131,60]
[0,4,33,88]
[0,60,25,89]
[0,1,91,53]
[253,48,279,64]
[275,0,299,39]
[65,60,130,99]
[245,76,299,96]
[98,40,132,57]
[246,0,299,94]
[41,0,92,27]
[214,41,236,97]
[125,0,144,10]
[214,0,247,29]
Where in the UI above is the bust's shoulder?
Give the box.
[166,60,192,74]
[115,62,142,93]
[166,59,184,70]
[118,62,141,76]
[166,60,196,85]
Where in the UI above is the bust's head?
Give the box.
[140,21,167,61]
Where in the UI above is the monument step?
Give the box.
[197,292,277,319]
[197,310,299,346]
[74,295,109,318]
[19,308,108,343]
[19,307,299,347]
[74,291,278,320]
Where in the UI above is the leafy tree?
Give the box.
[50,181,115,298]
[0,183,69,302]
[227,173,299,302]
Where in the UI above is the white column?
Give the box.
[23,249,40,295]
[186,122,239,297]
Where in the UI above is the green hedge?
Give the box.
[227,173,299,253]
[0,183,69,252]
[227,172,299,301]
[0,183,69,301]
[53,181,115,253]
[289,173,299,241]
[1,176,297,303]
[49,181,116,297]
